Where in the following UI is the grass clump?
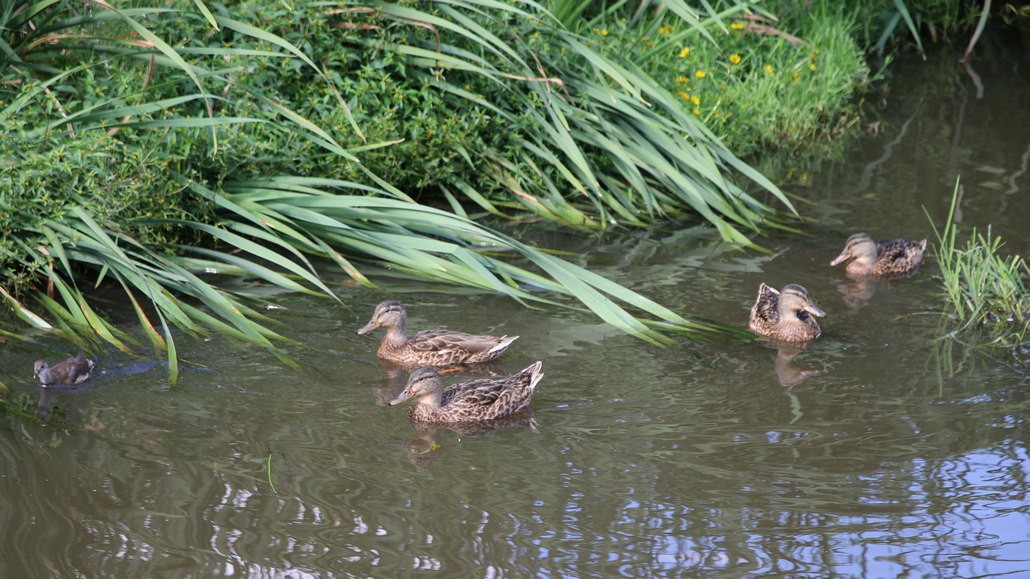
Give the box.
[928,181,1028,345]
[573,2,870,159]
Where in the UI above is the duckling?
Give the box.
[830,232,927,278]
[749,283,826,343]
[358,300,518,367]
[34,354,95,387]
[389,362,543,423]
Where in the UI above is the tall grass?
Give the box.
[352,0,794,240]
[927,181,1028,344]
[2,0,776,369]
[6,1,883,381]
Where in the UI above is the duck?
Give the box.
[357,300,518,367]
[749,283,826,343]
[389,361,544,423]
[34,354,95,387]
[830,232,927,278]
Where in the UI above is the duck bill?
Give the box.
[805,304,827,318]
[356,320,380,335]
[388,388,414,406]
[829,251,850,267]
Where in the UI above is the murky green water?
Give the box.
[3,45,1028,576]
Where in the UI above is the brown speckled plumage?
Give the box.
[389,362,544,423]
[357,300,518,367]
[749,283,826,343]
[34,354,95,387]
[830,232,927,278]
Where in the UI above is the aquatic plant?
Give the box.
[928,181,1028,345]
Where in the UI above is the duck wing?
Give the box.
[49,354,96,385]
[409,329,516,364]
[875,238,926,275]
[440,378,509,418]
[441,363,543,421]
[750,283,781,326]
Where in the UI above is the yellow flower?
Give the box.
[809,63,817,71]
[601,29,609,37]
[730,22,745,31]
[692,107,701,116]
[764,64,774,75]
[676,76,690,84]
[690,95,701,106]
[659,25,673,35]
[678,47,691,58]
[729,54,741,64]
[695,70,706,79]
[678,91,691,101]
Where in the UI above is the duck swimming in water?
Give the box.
[748,283,826,343]
[357,300,519,367]
[830,232,927,278]
[34,354,95,387]
[389,362,543,423]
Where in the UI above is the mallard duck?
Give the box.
[389,361,544,423]
[830,232,927,278]
[34,354,95,387]
[357,300,518,367]
[749,283,826,343]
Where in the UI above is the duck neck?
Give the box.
[411,390,445,420]
[381,322,409,349]
[418,389,444,410]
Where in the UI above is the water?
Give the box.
[2,45,1029,576]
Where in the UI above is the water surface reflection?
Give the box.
[3,44,1030,576]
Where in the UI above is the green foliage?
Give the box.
[575,2,869,157]
[928,181,1029,345]
[152,1,793,237]
[344,1,794,237]
[2,1,749,364]
[0,0,894,374]
[839,0,987,57]
[0,121,203,286]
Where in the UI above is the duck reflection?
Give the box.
[35,379,97,421]
[403,409,538,467]
[34,382,108,431]
[771,342,823,387]
[833,276,882,310]
[35,387,57,422]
